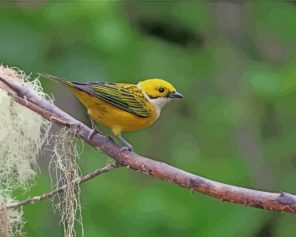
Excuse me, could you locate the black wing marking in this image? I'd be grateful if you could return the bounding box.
[73,82,151,118]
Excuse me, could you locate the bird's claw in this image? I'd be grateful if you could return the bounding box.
[120,146,133,152]
[118,135,133,152]
[87,128,101,140]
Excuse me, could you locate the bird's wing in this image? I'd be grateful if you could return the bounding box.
[73,82,152,118]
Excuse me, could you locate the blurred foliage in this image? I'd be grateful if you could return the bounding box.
[1,1,296,237]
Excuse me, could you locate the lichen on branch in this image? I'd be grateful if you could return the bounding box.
[0,66,51,237]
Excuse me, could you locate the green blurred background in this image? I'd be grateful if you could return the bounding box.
[1,1,296,236]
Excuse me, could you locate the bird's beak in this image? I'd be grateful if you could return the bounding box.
[169,91,183,99]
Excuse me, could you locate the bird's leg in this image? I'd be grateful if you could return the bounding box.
[118,135,133,151]
[87,115,101,140]
[90,117,96,129]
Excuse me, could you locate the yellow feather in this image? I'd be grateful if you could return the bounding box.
[40,74,182,143]
[71,88,157,135]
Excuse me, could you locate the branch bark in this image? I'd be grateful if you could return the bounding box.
[6,164,119,209]
[1,72,296,214]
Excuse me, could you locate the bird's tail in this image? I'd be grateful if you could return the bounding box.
[38,73,73,87]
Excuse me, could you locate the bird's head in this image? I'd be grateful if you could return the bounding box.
[138,79,183,113]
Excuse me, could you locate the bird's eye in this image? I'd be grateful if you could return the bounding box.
[158,87,165,93]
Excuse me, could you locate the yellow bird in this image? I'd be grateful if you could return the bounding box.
[40,74,183,150]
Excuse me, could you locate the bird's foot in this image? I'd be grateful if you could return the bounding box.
[120,145,133,152]
[87,128,101,140]
[118,135,133,152]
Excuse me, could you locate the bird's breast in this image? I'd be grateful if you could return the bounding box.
[72,89,158,134]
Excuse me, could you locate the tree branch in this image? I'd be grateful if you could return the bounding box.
[1,72,296,214]
[6,163,119,209]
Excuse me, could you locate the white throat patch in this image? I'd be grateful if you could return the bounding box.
[137,83,171,119]
[148,97,171,118]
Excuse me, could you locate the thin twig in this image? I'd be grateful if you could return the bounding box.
[6,164,119,209]
[1,72,296,214]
